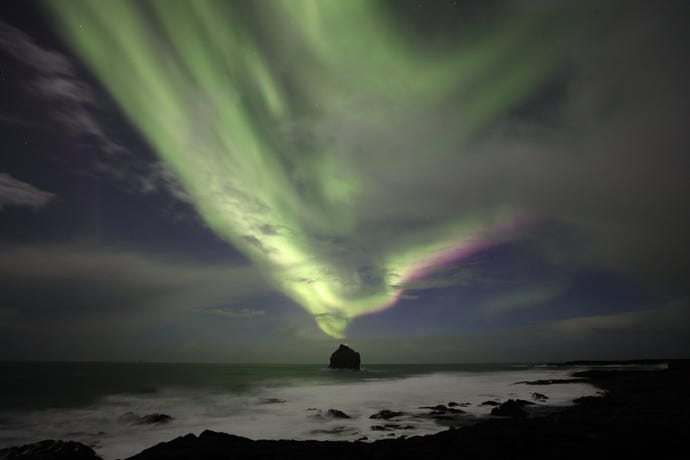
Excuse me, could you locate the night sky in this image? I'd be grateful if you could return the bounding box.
[1,0,688,363]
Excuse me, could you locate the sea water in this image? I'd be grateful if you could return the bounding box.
[0,362,599,459]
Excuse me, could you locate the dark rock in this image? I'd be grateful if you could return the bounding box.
[448,401,470,407]
[490,399,533,417]
[369,423,414,433]
[668,359,690,371]
[326,409,351,419]
[517,399,535,406]
[532,392,549,401]
[310,426,351,435]
[328,344,361,370]
[419,404,447,411]
[448,408,465,414]
[355,436,368,442]
[572,395,619,408]
[0,440,101,460]
[369,410,404,420]
[480,400,500,406]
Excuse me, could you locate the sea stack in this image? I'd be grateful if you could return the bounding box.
[329,344,361,370]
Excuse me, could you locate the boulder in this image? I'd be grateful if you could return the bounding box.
[532,392,549,402]
[448,401,470,407]
[0,440,101,460]
[480,400,500,406]
[490,399,533,417]
[326,409,351,419]
[369,410,405,420]
[328,344,361,370]
[420,404,447,411]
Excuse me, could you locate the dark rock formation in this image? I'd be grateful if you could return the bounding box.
[480,400,500,406]
[370,424,414,431]
[490,399,534,417]
[447,401,470,407]
[0,440,101,460]
[328,344,361,370]
[419,404,448,411]
[326,409,351,419]
[369,410,404,420]
[532,392,548,401]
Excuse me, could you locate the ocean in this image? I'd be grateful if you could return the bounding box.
[0,362,599,459]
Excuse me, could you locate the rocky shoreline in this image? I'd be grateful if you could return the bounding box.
[2,364,688,459]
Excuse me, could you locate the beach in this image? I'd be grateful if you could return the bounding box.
[2,361,687,459]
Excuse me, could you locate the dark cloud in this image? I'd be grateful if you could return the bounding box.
[349,301,690,363]
[0,172,55,209]
[328,1,690,297]
[0,245,268,329]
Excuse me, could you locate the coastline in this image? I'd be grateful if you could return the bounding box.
[2,362,688,459]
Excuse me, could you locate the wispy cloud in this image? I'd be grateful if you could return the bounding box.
[0,21,123,155]
[0,173,55,210]
[0,21,191,206]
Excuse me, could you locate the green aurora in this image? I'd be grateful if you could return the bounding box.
[44,0,576,338]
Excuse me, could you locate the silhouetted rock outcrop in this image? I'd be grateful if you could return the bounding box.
[480,400,500,406]
[326,409,350,419]
[490,399,535,417]
[369,409,405,420]
[0,440,101,460]
[328,344,361,370]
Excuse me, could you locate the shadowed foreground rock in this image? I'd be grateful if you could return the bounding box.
[328,344,360,370]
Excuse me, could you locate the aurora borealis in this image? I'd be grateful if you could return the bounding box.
[42,0,574,338]
[1,0,689,362]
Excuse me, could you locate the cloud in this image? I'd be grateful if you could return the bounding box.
[0,20,191,207]
[0,21,122,154]
[38,1,690,341]
[348,300,690,363]
[0,245,269,328]
[0,173,55,210]
[331,1,690,296]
